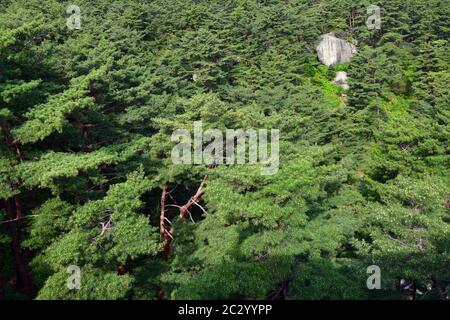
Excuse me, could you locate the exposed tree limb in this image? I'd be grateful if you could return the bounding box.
[160,185,173,261]
[159,175,208,261]
[179,175,208,220]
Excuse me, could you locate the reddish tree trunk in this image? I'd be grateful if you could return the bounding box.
[160,175,207,260]
[0,122,21,159]
[158,177,208,299]
[179,175,207,220]
[160,185,172,261]
[1,121,32,297]
[3,199,34,298]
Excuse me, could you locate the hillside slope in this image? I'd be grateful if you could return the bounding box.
[0,0,449,300]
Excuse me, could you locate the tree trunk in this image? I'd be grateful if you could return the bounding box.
[179,175,207,220]
[0,122,21,159]
[160,175,208,260]
[3,199,34,298]
[160,185,172,261]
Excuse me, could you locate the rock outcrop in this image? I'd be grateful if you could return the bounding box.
[333,71,349,90]
[316,33,357,66]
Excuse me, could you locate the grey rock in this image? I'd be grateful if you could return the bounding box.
[333,71,349,90]
[316,33,357,66]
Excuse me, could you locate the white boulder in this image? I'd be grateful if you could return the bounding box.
[316,33,357,66]
[333,71,349,90]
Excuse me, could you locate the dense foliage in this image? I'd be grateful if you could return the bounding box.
[0,0,448,300]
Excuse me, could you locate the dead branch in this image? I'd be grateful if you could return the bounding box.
[160,185,168,237]
[191,199,207,215]
[179,175,208,220]
[160,185,173,260]
[99,218,112,237]
[92,215,113,242]
[159,175,208,261]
